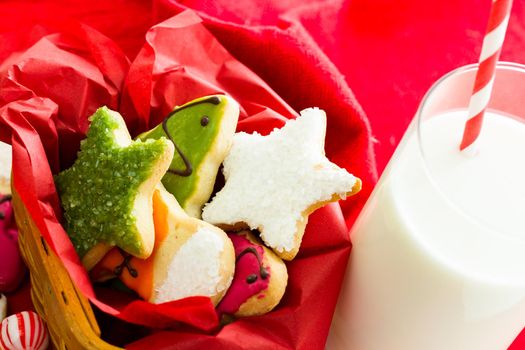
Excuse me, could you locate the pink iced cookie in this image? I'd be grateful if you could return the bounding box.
[217,231,288,317]
[0,195,26,293]
[0,311,49,350]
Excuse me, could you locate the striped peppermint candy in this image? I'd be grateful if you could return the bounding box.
[0,311,49,350]
[460,0,513,152]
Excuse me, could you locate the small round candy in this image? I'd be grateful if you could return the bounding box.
[0,311,49,350]
[0,197,26,293]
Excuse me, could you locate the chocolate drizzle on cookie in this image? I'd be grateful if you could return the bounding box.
[236,247,269,284]
[162,96,221,177]
[200,116,210,126]
[114,249,138,278]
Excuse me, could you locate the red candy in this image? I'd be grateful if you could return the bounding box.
[0,196,26,293]
[0,311,49,350]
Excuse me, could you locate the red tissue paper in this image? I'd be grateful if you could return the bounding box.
[0,10,376,350]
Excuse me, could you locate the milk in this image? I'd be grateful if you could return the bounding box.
[327,110,525,350]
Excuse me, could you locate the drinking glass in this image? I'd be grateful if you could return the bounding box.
[327,63,525,350]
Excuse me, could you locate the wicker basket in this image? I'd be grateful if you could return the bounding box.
[12,189,122,350]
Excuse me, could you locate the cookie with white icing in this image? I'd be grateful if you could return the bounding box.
[202,108,361,260]
[0,294,6,322]
[0,142,11,194]
[217,230,287,317]
[92,186,235,305]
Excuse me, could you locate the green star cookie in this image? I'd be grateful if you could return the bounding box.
[138,95,239,218]
[55,107,174,269]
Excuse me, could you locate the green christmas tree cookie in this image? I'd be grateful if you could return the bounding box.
[55,107,174,269]
[138,95,239,218]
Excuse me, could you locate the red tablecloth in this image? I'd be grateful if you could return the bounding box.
[2,0,525,348]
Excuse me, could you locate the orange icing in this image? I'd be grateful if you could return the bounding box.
[92,189,170,301]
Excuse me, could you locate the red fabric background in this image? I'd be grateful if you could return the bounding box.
[1,0,525,348]
[3,0,525,174]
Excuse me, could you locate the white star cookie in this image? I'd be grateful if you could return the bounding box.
[202,108,361,260]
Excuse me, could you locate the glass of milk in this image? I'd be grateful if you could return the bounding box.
[327,63,525,350]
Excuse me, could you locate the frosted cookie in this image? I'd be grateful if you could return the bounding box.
[0,195,26,293]
[203,108,362,260]
[138,95,239,218]
[0,294,5,321]
[55,107,174,270]
[0,142,11,194]
[217,230,288,317]
[92,186,235,305]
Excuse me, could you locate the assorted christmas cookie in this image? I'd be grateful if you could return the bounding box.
[138,95,239,218]
[0,311,49,350]
[0,294,6,322]
[0,195,26,293]
[55,107,175,269]
[10,94,363,332]
[92,186,235,305]
[0,142,11,194]
[217,231,288,317]
[203,108,362,260]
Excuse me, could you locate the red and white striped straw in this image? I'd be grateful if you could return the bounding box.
[460,0,513,152]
